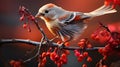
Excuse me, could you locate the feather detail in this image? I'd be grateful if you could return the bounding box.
[58,22,87,41]
[84,5,117,18]
[57,12,87,41]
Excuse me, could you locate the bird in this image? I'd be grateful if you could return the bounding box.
[35,3,117,42]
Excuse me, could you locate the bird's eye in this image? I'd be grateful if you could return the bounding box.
[45,10,49,13]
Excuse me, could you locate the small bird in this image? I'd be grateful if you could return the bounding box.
[35,3,117,42]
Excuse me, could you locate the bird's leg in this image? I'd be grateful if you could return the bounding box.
[61,35,72,47]
[50,36,59,41]
[65,35,72,42]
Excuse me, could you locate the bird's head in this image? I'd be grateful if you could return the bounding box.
[35,3,66,22]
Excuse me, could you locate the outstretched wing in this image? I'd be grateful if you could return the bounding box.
[57,12,88,41]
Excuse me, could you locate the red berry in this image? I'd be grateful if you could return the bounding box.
[46,52,50,56]
[98,48,103,53]
[104,0,110,6]
[55,55,60,61]
[64,42,70,47]
[79,54,84,59]
[23,23,27,28]
[83,52,89,57]
[87,56,92,62]
[64,50,70,55]
[60,60,63,65]
[77,57,83,62]
[78,42,85,47]
[74,50,78,53]
[61,53,67,59]
[57,63,62,67]
[87,44,92,48]
[38,62,45,67]
[20,15,24,21]
[77,54,84,62]
[42,52,46,58]
[10,60,15,66]
[91,34,96,39]
[42,57,47,64]
[62,58,67,64]
[82,64,87,67]
[60,53,67,64]
[100,31,105,36]
[50,52,56,61]
[95,35,99,40]
[102,48,108,54]
[75,52,80,57]
[14,61,21,67]
[102,65,108,67]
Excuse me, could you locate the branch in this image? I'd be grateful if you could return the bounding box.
[0,39,120,51]
[0,39,39,46]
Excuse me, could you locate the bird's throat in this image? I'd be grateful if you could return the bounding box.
[43,17,53,22]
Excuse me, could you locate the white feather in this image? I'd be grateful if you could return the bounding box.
[84,5,117,17]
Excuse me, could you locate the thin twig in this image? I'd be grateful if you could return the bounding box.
[23,7,49,41]
[23,37,45,63]
[24,38,44,63]
[99,22,111,33]
[19,6,50,62]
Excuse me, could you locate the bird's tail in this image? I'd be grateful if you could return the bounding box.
[84,5,117,18]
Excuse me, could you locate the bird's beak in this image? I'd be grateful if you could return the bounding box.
[35,13,40,18]
[35,13,45,18]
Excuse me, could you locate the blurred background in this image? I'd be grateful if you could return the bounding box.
[0,0,120,67]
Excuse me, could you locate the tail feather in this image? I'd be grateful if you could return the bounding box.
[84,5,117,17]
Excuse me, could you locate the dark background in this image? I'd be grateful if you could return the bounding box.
[0,0,120,67]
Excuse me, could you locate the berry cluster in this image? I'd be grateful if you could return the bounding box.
[91,23,120,66]
[38,47,70,67]
[78,38,92,48]
[73,39,93,67]
[104,0,120,8]
[91,27,111,43]
[74,50,92,62]
[19,6,36,32]
[10,60,23,67]
[37,39,93,67]
[98,32,120,57]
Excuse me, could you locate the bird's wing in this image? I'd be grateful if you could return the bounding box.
[58,22,87,41]
[57,12,88,41]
